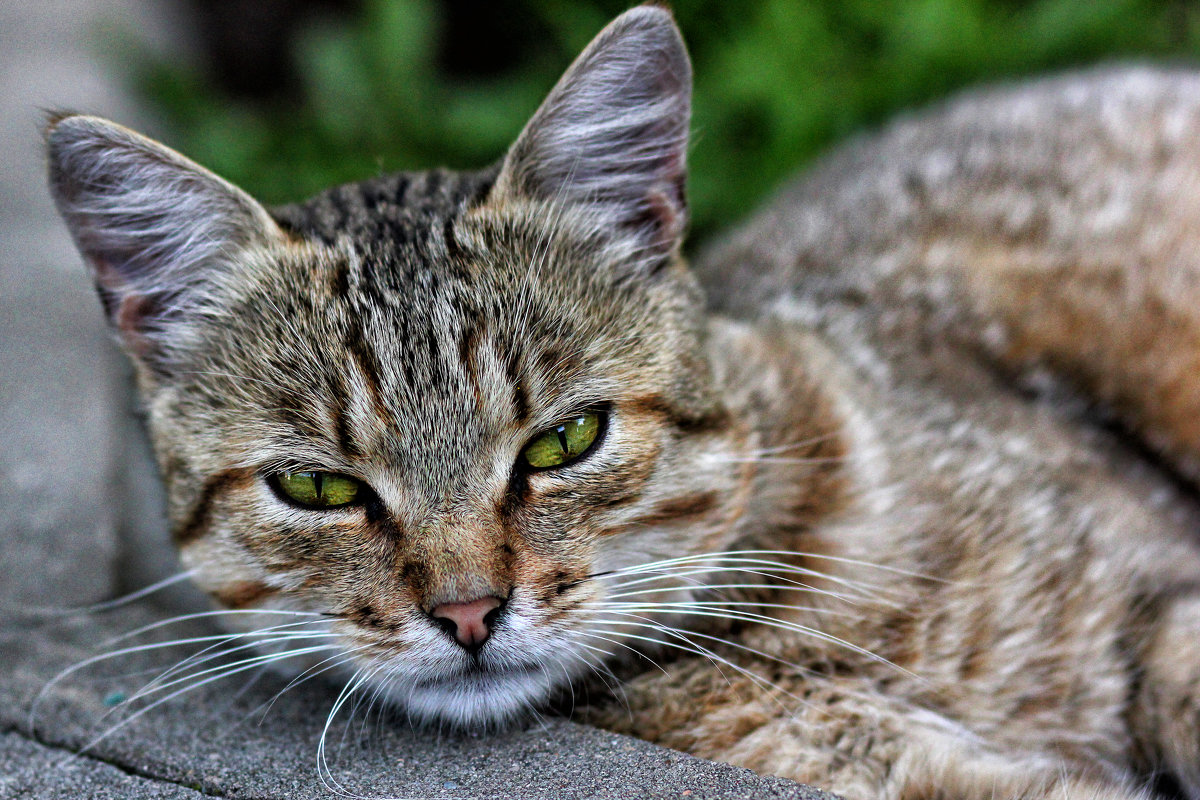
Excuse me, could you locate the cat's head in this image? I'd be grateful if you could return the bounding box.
[47,6,755,726]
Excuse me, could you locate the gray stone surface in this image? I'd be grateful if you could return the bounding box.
[0,732,208,799]
[0,0,185,608]
[0,273,122,607]
[1,604,833,799]
[0,2,836,798]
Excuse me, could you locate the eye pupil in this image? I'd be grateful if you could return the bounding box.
[273,471,362,509]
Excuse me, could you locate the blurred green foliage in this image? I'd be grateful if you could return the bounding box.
[138,0,1200,241]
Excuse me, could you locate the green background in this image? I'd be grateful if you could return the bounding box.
[137,0,1200,242]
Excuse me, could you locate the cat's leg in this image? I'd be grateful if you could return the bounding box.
[721,707,1150,800]
[702,685,1152,800]
[590,667,1151,800]
[1128,591,1200,799]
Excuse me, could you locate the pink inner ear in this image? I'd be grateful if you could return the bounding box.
[90,253,159,361]
[115,292,158,360]
[643,187,685,252]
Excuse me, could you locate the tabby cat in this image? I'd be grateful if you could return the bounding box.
[46,5,1200,799]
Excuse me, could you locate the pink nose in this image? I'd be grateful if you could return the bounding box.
[430,596,504,650]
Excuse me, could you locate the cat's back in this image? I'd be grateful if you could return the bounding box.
[697,64,1200,491]
[694,64,1200,326]
[633,72,1200,784]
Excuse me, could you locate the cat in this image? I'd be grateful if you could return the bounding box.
[46,5,1200,799]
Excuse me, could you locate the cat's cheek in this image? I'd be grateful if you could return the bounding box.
[176,533,294,617]
[172,482,375,615]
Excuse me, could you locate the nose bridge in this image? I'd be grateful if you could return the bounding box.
[403,507,512,609]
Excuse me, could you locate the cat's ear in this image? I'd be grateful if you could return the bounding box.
[46,114,285,375]
[493,5,691,259]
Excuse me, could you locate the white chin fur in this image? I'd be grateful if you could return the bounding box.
[376,664,557,728]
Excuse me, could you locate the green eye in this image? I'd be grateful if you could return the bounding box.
[273,471,363,509]
[522,411,603,470]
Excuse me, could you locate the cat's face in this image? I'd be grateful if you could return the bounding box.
[48,8,754,725]
[153,188,747,725]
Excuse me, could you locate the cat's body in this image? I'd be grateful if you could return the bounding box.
[45,7,1200,800]
[588,66,1200,799]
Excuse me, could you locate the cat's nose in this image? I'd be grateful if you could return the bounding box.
[430,595,505,651]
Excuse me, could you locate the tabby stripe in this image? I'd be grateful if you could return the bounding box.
[329,256,351,300]
[628,393,728,433]
[423,169,445,197]
[624,491,719,529]
[443,216,465,261]
[504,348,530,424]
[174,468,252,545]
[497,469,535,524]
[212,581,276,609]
[365,498,405,542]
[392,173,412,204]
[346,331,394,431]
[328,186,354,229]
[459,324,485,409]
[275,390,325,438]
[331,387,363,459]
[594,484,644,509]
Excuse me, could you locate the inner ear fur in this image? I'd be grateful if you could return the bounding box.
[46,114,285,372]
[492,6,692,259]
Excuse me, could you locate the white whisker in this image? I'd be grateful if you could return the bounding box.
[317,660,388,800]
[252,649,371,723]
[592,599,863,619]
[29,616,330,737]
[600,605,913,678]
[124,631,341,708]
[572,628,671,676]
[79,643,343,755]
[585,619,804,711]
[609,549,941,581]
[4,571,199,619]
[606,580,862,605]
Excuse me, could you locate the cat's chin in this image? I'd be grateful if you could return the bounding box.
[377,662,557,729]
